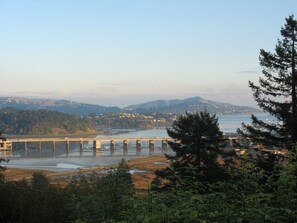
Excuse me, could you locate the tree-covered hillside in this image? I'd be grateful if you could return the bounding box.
[125,96,258,114]
[0,107,96,135]
[0,97,122,116]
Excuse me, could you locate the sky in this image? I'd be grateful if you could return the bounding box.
[0,0,296,108]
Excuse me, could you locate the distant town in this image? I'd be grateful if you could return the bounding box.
[89,112,176,129]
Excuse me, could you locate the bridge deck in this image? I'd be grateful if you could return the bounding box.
[9,137,172,143]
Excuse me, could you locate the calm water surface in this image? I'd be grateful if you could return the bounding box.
[7,113,274,170]
[99,113,274,138]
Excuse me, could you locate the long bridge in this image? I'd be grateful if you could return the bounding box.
[1,137,173,158]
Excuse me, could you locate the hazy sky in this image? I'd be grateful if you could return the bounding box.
[0,0,296,107]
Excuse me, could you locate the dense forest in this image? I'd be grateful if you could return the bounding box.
[0,152,296,223]
[0,107,96,135]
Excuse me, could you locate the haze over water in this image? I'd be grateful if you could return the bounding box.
[99,113,273,138]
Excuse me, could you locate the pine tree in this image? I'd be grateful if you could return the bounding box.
[156,111,227,189]
[240,15,297,150]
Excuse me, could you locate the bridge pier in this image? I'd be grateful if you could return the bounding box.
[53,141,56,158]
[66,141,70,158]
[93,140,101,157]
[149,140,154,155]
[162,140,168,153]
[110,140,115,156]
[24,141,28,158]
[136,140,142,155]
[123,140,128,156]
[38,141,42,158]
[79,141,83,157]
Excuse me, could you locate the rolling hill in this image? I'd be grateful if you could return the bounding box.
[0,97,122,115]
[0,107,97,135]
[125,96,258,114]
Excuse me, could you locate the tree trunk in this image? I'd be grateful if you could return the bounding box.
[291,37,297,141]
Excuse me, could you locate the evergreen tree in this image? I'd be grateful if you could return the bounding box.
[156,111,227,189]
[240,15,297,149]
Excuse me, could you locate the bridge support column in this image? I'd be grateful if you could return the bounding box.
[79,141,83,157]
[123,140,128,156]
[93,140,101,157]
[53,141,56,158]
[136,140,142,155]
[38,141,42,158]
[66,141,70,158]
[162,140,168,153]
[110,140,115,156]
[24,141,28,158]
[149,140,155,155]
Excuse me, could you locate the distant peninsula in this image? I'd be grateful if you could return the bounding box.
[0,107,97,135]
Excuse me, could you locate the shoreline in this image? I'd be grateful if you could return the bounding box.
[1,155,146,172]
[1,155,169,190]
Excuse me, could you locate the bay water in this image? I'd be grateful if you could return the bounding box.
[5,113,274,171]
[99,113,274,138]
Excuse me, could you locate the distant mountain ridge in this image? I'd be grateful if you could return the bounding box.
[125,96,258,114]
[0,97,122,115]
[0,96,258,115]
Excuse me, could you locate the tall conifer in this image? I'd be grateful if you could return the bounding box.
[240,15,297,149]
[156,111,227,189]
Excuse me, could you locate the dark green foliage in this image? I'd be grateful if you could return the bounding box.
[0,150,297,222]
[0,173,68,223]
[156,111,227,190]
[272,147,297,221]
[0,160,135,223]
[0,107,95,135]
[31,172,50,189]
[67,159,135,223]
[145,150,297,223]
[240,15,297,150]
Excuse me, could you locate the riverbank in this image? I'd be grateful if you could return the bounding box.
[1,155,169,190]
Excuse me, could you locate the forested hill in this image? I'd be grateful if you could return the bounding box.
[125,96,258,114]
[0,97,122,115]
[0,107,97,135]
